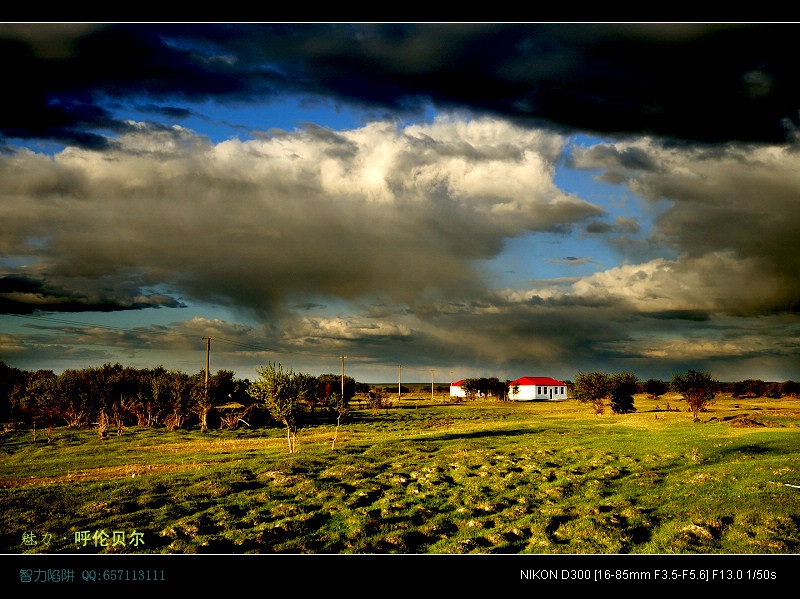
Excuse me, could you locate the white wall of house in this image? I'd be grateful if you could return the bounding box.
[450,382,466,397]
[450,377,567,401]
[510,385,567,401]
[509,377,567,401]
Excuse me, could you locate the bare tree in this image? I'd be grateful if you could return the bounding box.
[327,392,349,449]
[366,387,389,414]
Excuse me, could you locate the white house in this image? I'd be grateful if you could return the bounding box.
[450,379,467,398]
[508,376,567,401]
[450,376,568,401]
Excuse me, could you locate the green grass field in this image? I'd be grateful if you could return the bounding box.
[2,392,799,554]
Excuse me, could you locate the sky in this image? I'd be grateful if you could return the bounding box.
[0,22,799,384]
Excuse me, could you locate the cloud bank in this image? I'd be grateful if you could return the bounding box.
[0,117,595,315]
[1,23,798,382]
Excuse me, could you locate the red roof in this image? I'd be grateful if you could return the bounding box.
[451,377,565,387]
[510,377,565,386]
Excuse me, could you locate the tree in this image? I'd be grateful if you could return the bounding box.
[294,372,320,411]
[608,372,638,414]
[0,361,25,423]
[90,363,138,436]
[459,378,481,401]
[192,369,237,432]
[135,366,172,427]
[327,392,349,449]
[476,378,493,398]
[163,370,195,431]
[316,373,356,412]
[216,377,255,430]
[19,370,57,426]
[315,374,351,444]
[780,380,800,397]
[54,369,93,427]
[671,369,718,422]
[642,378,668,400]
[732,379,766,398]
[3,366,25,424]
[316,373,356,410]
[487,377,510,401]
[573,371,609,415]
[247,363,306,453]
[366,387,389,414]
[190,370,213,432]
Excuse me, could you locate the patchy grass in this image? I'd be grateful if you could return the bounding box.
[1,394,799,554]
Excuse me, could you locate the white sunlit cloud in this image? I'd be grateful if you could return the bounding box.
[0,114,601,318]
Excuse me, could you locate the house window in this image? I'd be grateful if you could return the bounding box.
[537,387,541,394]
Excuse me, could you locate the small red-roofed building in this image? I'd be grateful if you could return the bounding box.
[450,379,466,398]
[508,376,567,401]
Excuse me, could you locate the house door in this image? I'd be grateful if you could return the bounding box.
[549,387,553,399]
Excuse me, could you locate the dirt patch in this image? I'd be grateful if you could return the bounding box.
[0,462,214,489]
[726,414,766,427]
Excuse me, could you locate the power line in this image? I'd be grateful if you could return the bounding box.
[210,337,273,353]
[7,314,362,360]
[203,336,211,398]
[7,313,276,353]
[8,312,156,333]
[340,355,347,398]
[6,313,463,379]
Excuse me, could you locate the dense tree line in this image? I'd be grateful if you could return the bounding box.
[639,377,799,400]
[0,361,359,438]
[572,369,723,418]
[725,379,795,399]
[573,369,798,420]
[573,370,714,417]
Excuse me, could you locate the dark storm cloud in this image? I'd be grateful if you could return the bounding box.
[0,274,185,314]
[133,103,195,120]
[571,143,660,175]
[1,23,799,149]
[585,221,613,233]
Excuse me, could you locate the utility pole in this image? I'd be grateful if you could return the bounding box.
[202,337,212,400]
[340,355,347,399]
[398,365,402,402]
[449,370,453,403]
[431,369,435,401]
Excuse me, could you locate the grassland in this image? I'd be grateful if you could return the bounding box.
[1,391,799,555]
